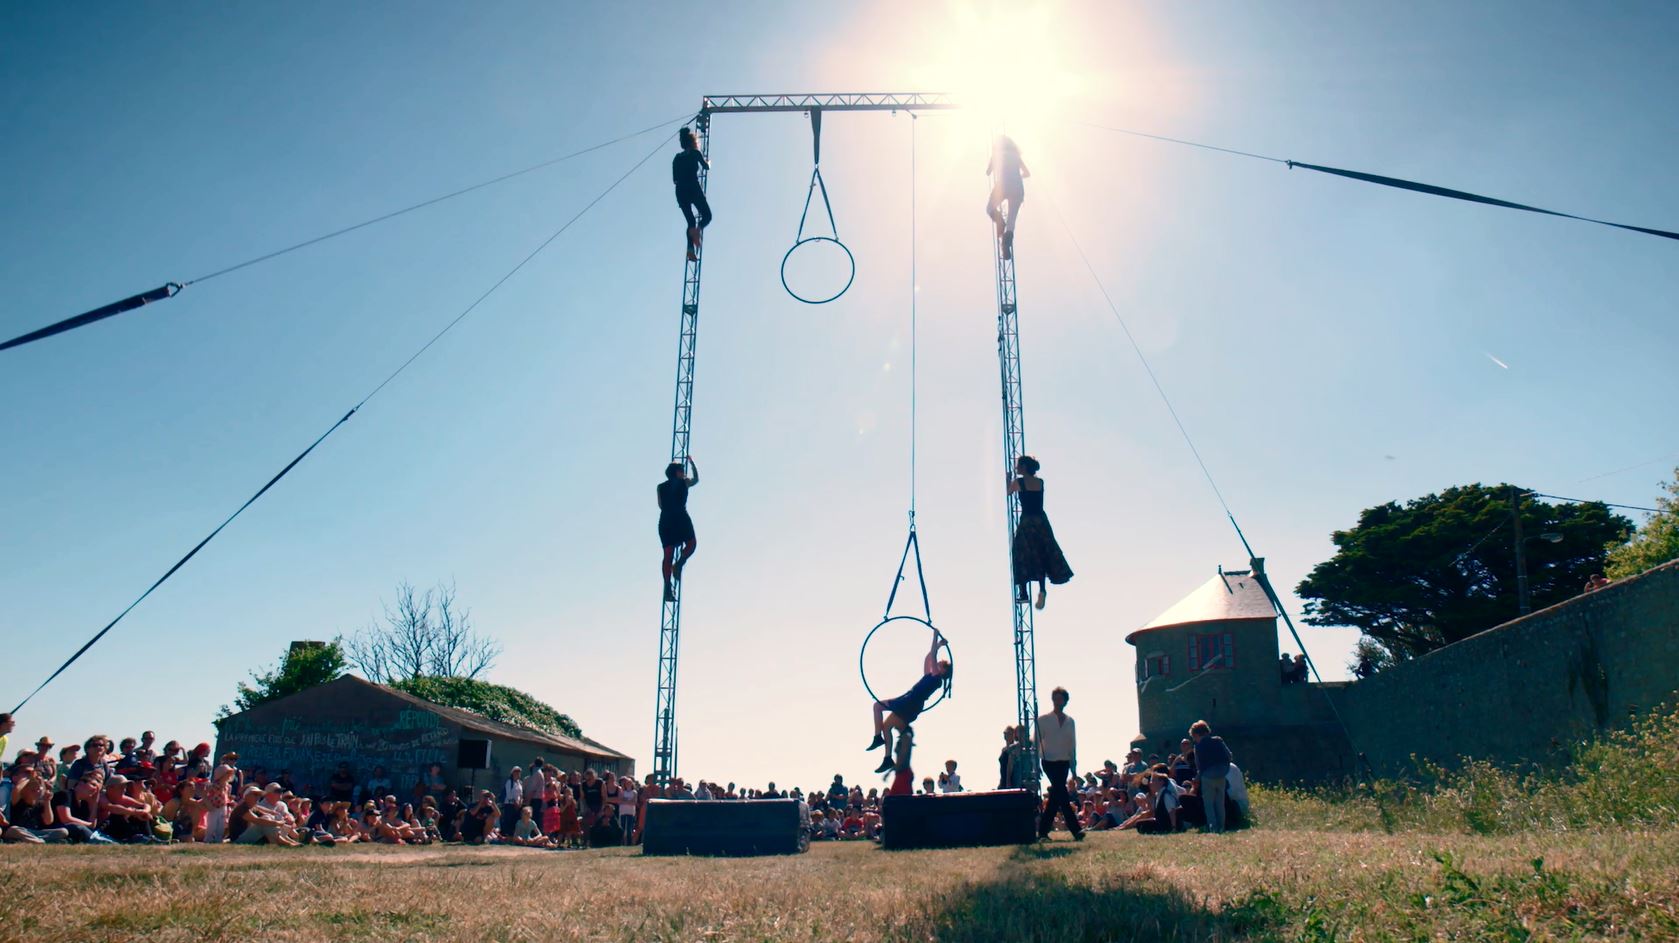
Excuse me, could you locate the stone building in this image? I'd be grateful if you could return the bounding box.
[215,675,633,797]
[1127,566,1351,783]
[1129,558,1679,783]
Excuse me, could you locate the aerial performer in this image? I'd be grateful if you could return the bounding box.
[658,457,699,602]
[1008,455,1073,609]
[673,127,712,261]
[866,631,951,774]
[985,135,1029,260]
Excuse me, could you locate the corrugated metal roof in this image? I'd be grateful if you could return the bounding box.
[1126,568,1276,644]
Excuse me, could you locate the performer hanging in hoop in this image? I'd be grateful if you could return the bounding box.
[985,135,1029,261]
[673,127,712,262]
[1009,454,1073,610]
[866,631,951,774]
[658,458,699,602]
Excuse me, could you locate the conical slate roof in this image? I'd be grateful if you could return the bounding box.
[1125,568,1276,644]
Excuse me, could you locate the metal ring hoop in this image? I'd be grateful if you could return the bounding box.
[858,615,952,712]
[780,236,856,305]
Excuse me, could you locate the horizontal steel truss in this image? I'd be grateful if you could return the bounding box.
[702,92,957,114]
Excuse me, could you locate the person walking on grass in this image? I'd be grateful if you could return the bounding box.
[1036,686,1084,841]
[1190,719,1233,834]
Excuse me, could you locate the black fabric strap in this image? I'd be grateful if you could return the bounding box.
[0,283,180,353]
[1287,161,1679,242]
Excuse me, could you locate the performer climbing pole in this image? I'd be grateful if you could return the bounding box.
[646,94,956,786]
[651,113,711,787]
[993,148,1042,793]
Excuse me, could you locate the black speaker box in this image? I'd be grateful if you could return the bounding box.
[456,739,491,770]
[642,799,810,856]
[880,789,1038,850]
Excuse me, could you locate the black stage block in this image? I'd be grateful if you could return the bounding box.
[642,799,810,857]
[881,789,1038,850]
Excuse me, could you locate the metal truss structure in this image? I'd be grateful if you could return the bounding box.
[652,93,1035,788]
[651,110,710,787]
[701,92,956,114]
[994,239,1041,793]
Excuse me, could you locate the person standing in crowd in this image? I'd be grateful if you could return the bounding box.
[524,760,547,828]
[1036,686,1084,841]
[985,135,1030,260]
[658,458,700,602]
[1008,455,1074,610]
[1190,720,1233,834]
[500,766,524,837]
[616,775,639,841]
[328,763,356,804]
[997,726,1019,789]
[673,126,712,261]
[0,712,14,766]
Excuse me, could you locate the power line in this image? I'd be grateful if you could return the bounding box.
[1531,492,1661,514]
[11,132,670,714]
[1,112,689,355]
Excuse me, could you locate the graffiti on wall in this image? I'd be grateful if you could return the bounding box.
[218,709,453,790]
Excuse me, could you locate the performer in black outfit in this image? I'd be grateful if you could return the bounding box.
[658,457,699,602]
[1008,455,1073,610]
[867,632,951,774]
[673,127,712,261]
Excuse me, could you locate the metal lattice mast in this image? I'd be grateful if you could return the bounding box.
[651,111,710,787]
[995,242,1041,793]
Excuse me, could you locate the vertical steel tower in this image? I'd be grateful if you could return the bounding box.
[649,95,959,786]
[651,110,709,787]
[995,240,1041,792]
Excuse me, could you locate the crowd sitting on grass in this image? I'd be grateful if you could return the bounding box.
[1,713,1250,848]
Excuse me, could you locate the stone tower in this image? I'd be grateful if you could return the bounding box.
[1128,565,1353,782]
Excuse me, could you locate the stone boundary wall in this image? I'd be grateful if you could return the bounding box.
[1339,559,1679,776]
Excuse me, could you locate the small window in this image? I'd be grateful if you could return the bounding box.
[1188,633,1234,671]
[1148,654,1171,678]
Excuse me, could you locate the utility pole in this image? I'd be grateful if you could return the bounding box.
[1511,486,1531,615]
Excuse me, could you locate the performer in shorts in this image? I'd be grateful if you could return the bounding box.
[658,457,699,602]
[866,631,951,773]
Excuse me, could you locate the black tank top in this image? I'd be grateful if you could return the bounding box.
[1019,484,1044,515]
[581,780,605,807]
[658,478,689,514]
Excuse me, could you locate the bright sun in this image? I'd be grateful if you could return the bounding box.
[917,0,1085,154]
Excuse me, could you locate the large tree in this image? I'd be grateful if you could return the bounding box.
[1604,467,1679,580]
[347,580,500,684]
[221,639,347,717]
[1297,484,1631,661]
[390,676,582,740]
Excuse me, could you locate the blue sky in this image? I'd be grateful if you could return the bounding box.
[4,1,1675,788]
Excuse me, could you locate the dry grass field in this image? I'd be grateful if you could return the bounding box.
[4,827,1677,942]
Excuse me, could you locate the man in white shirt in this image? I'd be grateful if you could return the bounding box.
[523,761,547,825]
[1034,686,1084,841]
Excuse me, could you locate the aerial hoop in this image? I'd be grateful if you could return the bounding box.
[780,234,855,305]
[782,109,855,305]
[859,615,953,711]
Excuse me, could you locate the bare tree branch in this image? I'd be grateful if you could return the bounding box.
[348,580,499,682]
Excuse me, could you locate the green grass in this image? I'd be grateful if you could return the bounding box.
[5,705,1677,941]
[3,830,1676,942]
